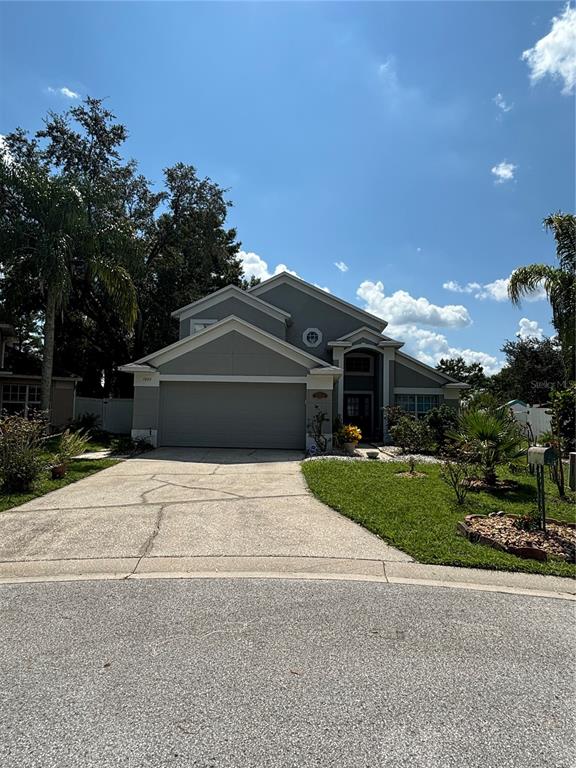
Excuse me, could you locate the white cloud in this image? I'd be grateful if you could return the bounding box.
[357,280,471,328]
[475,277,511,301]
[238,250,299,282]
[47,86,80,99]
[314,284,331,293]
[390,323,502,375]
[493,93,514,113]
[377,57,400,90]
[491,161,517,184]
[517,317,544,340]
[442,280,482,294]
[522,5,576,94]
[356,280,502,374]
[334,261,349,273]
[444,275,546,302]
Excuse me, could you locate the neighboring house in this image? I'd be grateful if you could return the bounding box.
[0,323,80,428]
[120,273,467,449]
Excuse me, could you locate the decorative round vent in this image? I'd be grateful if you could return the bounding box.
[303,327,322,348]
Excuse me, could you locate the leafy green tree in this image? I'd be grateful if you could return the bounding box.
[0,121,137,417]
[488,337,565,404]
[133,162,244,358]
[508,213,575,381]
[1,99,247,398]
[436,357,487,390]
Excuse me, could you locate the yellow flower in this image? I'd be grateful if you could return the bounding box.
[341,424,362,442]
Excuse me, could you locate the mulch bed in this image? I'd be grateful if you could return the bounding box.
[463,477,519,492]
[395,471,427,479]
[459,514,576,563]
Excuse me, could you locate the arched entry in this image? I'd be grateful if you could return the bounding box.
[342,347,382,441]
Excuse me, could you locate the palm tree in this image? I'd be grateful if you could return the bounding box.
[452,407,525,486]
[508,213,575,381]
[0,156,137,421]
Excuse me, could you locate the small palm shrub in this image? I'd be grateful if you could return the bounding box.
[390,415,434,454]
[451,407,525,486]
[0,414,47,492]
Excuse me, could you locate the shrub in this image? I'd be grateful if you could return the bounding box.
[425,405,459,449]
[549,384,576,455]
[69,412,101,432]
[382,405,405,432]
[450,407,525,486]
[54,429,90,472]
[110,435,154,455]
[390,415,434,454]
[0,414,47,492]
[439,453,473,505]
[307,405,330,453]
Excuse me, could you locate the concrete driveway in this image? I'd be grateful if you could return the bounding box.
[0,448,411,581]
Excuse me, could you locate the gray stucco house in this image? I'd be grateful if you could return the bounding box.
[120,273,467,449]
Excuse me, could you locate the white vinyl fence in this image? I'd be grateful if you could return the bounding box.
[74,397,133,434]
[509,404,552,440]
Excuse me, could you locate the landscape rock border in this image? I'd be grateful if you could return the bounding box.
[458,514,576,563]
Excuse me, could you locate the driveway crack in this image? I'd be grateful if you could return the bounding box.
[126,505,165,578]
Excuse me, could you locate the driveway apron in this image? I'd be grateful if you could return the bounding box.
[0,448,411,578]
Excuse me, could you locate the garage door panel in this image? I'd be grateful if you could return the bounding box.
[159,382,305,449]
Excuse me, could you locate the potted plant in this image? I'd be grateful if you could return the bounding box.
[339,424,362,455]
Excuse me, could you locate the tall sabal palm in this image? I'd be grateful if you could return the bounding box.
[508,213,575,381]
[0,157,137,420]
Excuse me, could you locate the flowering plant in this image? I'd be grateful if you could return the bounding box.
[339,424,362,443]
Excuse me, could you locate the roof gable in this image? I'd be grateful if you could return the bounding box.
[395,350,462,385]
[171,285,291,323]
[249,273,387,331]
[123,315,334,371]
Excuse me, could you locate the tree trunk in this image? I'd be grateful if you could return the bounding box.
[484,468,497,486]
[40,285,57,425]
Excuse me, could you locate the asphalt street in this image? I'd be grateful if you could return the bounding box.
[0,578,573,768]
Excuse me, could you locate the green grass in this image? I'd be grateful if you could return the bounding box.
[302,459,576,578]
[0,457,119,514]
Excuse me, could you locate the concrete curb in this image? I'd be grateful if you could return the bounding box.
[0,556,573,600]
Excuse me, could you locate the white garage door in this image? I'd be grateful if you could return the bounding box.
[159,381,306,449]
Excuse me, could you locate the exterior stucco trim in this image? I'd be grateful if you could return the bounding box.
[159,375,308,383]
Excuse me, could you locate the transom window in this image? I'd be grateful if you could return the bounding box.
[1,384,42,417]
[395,393,441,418]
[345,355,373,374]
[303,327,323,348]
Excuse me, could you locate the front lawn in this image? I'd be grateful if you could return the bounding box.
[302,459,576,578]
[0,457,119,514]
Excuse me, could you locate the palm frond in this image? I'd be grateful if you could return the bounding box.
[507,264,559,305]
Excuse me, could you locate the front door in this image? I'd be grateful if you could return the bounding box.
[344,394,373,441]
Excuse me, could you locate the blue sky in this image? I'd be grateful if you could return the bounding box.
[1,1,574,373]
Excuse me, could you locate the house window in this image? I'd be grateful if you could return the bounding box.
[303,328,323,348]
[395,393,441,418]
[1,383,41,416]
[345,355,373,374]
